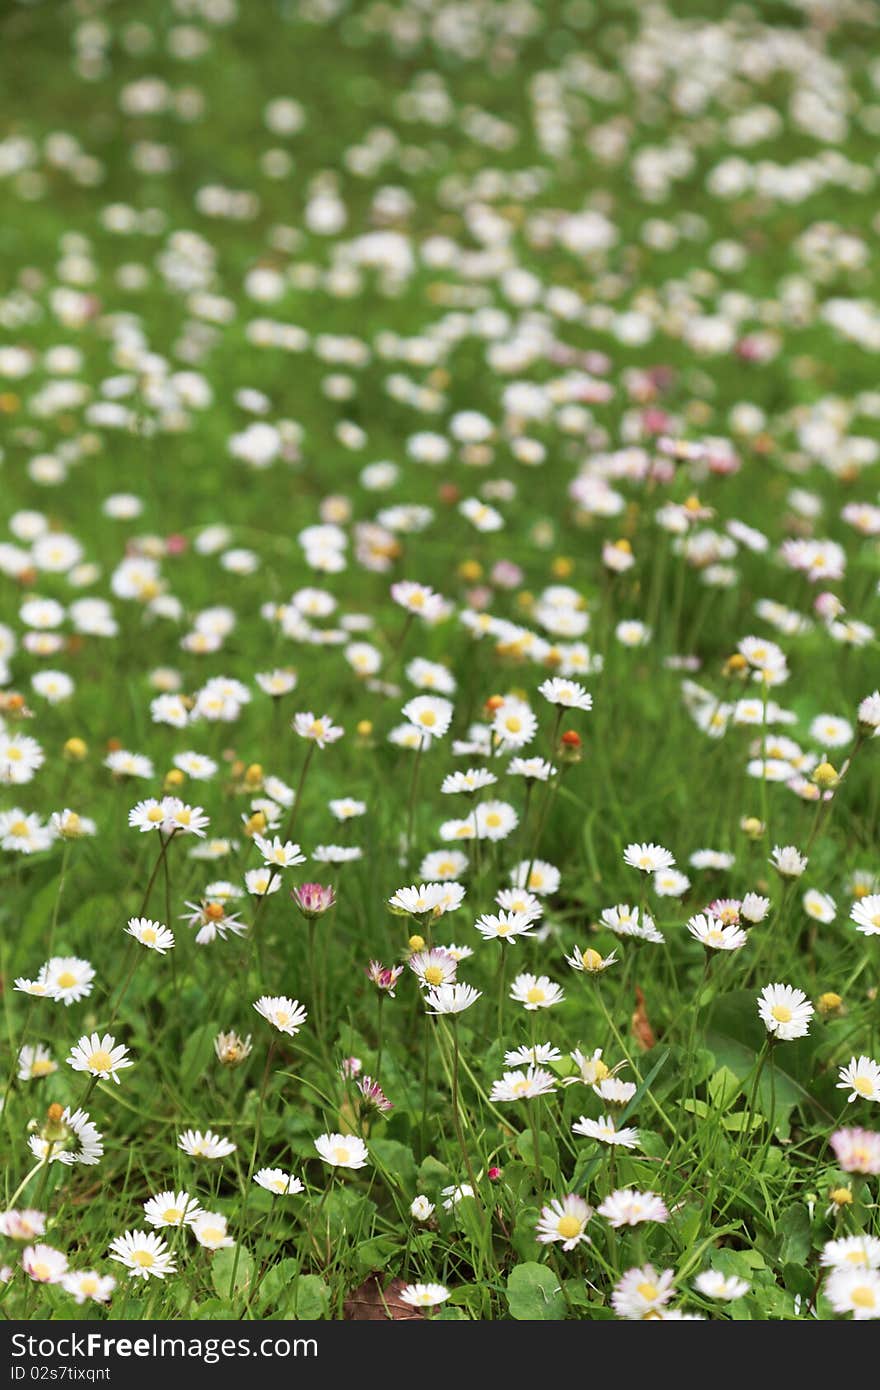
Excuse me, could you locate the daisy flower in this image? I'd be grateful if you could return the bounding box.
[687,914,747,951]
[292,712,344,747]
[177,1129,237,1160]
[504,1043,562,1066]
[254,1168,304,1196]
[509,973,564,1010]
[538,677,593,711]
[408,948,457,989]
[126,917,175,953]
[820,1235,880,1269]
[22,1244,68,1284]
[399,1282,450,1308]
[0,1210,46,1240]
[424,982,482,1015]
[757,982,814,1040]
[28,1107,103,1166]
[535,1194,593,1251]
[611,1265,675,1319]
[824,1266,880,1320]
[770,845,808,879]
[108,1231,177,1280]
[572,1114,640,1149]
[597,1190,669,1228]
[17,1044,57,1081]
[45,956,95,1005]
[830,1128,880,1174]
[252,995,308,1036]
[66,1032,133,1084]
[143,1191,202,1229]
[623,842,675,873]
[474,910,536,944]
[693,1270,750,1300]
[851,894,880,937]
[565,945,618,974]
[489,1066,557,1101]
[61,1270,116,1304]
[837,1056,880,1103]
[253,835,306,869]
[314,1132,369,1169]
[192,1212,234,1250]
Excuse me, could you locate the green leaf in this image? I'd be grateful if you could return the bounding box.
[369,1138,417,1195]
[506,1263,566,1321]
[180,1021,219,1086]
[211,1246,254,1300]
[257,1258,300,1315]
[287,1273,329,1320]
[777,1204,812,1266]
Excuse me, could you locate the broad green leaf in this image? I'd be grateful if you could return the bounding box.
[506,1263,566,1321]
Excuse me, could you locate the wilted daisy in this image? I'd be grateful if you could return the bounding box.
[214,1030,253,1066]
[253,995,308,1036]
[693,1269,750,1301]
[509,973,564,1010]
[572,1114,640,1149]
[597,1190,669,1228]
[177,1129,237,1160]
[108,1230,177,1280]
[611,1265,675,1319]
[535,1194,593,1251]
[125,917,175,953]
[757,983,814,1040]
[254,1168,304,1196]
[410,1195,435,1222]
[837,1056,880,1103]
[314,1132,369,1169]
[66,1032,133,1084]
[143,1192,202,1229]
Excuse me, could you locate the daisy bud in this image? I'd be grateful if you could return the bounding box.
[214,1031,253,1067]
[163,769,185,791]
[818,992,843,1016]
[551,557,573,578]
[487,1166,502,1181]
[356,720,373,738]
[484,695,505,714]
[812,760,839,790]
[723,652,749,678]
[243,811,267,838]
[740,816,764,839]
[244,763,263,789]
[457,560,482,582]
[560,729,582,763]
[291,882,336,919]
[828,1187,853,1208]
[63,737,87,762]
[408,934,426,952]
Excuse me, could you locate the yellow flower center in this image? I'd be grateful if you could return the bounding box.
[32,1059,54,1077]
[851,1286,876,1309]
[271,1179,287,1192]
[56,972,77,989]
[637,1282,658,1302]
[420,711,437,727]
[201,1227,224,1244]
[141,927,157,944]
[582,949,603,972]
[771,1004,792,1023]
[486,813,501,827]
[87,1049,114,1071]
[845,1249,867,1264]
[80,1277,98,1294]
[423,966,444,985]
[163,1208,181,1224]
[147,806,164,822]
[854,1076,874,1097]
[526,986,546,1004]
[32,1261,51,1280]
[9,819,29,836]
[556,1215,582,1239]
[333,1146,350,1164]
[131,1250,155,1268]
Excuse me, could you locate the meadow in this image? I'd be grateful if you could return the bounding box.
[1,0,880,1322]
